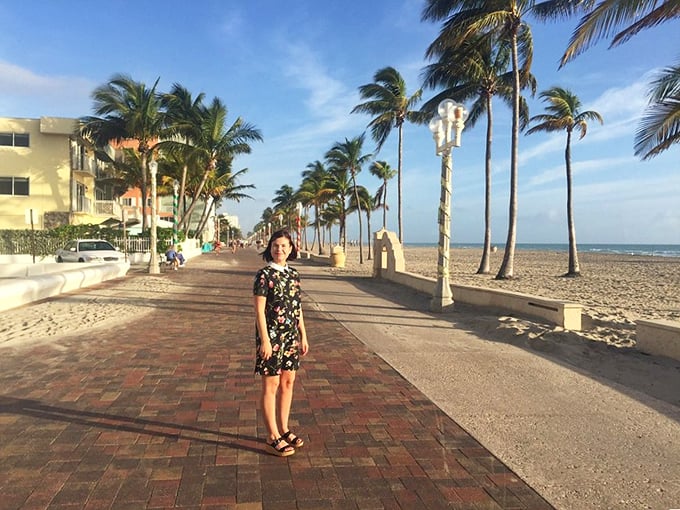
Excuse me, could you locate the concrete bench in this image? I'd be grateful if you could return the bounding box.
[369,267,583,331]
[636,319,680,361]
[452,284,583,331]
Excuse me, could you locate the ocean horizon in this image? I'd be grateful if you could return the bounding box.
[403,243,680,258]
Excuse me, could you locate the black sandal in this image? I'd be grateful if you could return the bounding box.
[281,430,305,448]
[268,437,295,457]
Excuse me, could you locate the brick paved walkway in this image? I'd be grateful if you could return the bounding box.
[0,250,553,509]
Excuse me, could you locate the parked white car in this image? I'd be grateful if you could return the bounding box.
[55,239,123,263]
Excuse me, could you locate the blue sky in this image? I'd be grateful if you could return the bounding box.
[1,0,677,245]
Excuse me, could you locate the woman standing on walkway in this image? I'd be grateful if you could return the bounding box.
[253,229,309,457]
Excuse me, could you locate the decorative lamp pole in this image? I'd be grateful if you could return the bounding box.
[148,159,160,274]
[296,202,302,250]
[428,99,467,312]
[172,179,179,247]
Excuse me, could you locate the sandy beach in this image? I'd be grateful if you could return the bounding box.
[1,245,678,355]
[327,246,680,348]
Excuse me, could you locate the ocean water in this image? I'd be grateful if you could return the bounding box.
[404,243,680,258]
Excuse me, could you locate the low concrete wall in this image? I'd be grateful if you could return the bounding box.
[636,319,680,361]
[0,262,130,313]
[372,229,583,330]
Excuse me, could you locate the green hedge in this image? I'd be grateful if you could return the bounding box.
[0,225,186,256]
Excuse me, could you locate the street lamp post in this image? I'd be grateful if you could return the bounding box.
[149,159,160,274]
[428,99,467,312]
[172,179,179,247]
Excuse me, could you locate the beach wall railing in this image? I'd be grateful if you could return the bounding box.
[0,262,130,313]
[372,229,583,331]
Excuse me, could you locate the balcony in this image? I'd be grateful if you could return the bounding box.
[72,157,97,177]
[95,200,122,219]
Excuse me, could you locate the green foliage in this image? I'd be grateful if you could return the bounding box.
[0,224,186,256]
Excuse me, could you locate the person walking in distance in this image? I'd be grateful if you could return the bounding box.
[253,229,309,456]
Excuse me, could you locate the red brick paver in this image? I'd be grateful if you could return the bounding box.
[0,250,554,509]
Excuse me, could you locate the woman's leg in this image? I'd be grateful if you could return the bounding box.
[261,375,282,441]
[277,370,297,434]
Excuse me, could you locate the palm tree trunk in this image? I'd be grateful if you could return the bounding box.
[352,173,364,264]
[496,32,520,280]
[177,164,188,227]
[565,131,580,276]
[382,180,388,229]
[477,98,493,275]
[181,161,213,231]
[366,213,372,260]
[195,196,213,237]
[397,123,404,243]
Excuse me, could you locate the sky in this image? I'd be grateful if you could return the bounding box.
[0,0,678,245]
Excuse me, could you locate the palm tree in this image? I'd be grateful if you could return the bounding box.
[421,32,535,274]
[526,86,603,277]
[349,186,376,260]
[167,97,262,231]
[79,73,164,231]
[194,167,254,238]
[326,167,353,252]
[320,200,342,246]
[552,0,679,67]
[326,135,372,264]
[634,62,680,159]
[299,161,334,254]
[533,0,679,157]
[368,160,397,230]
[352,67,428,244]
[422,0,536,280]
[160,84,206,223]
[272,184,296,229]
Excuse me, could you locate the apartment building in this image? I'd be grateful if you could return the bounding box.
[0,116,224,240]
[0,116,122,230]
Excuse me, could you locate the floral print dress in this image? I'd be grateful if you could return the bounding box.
[253,263,302,376]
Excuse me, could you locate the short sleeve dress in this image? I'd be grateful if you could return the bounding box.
[253,263,302,376]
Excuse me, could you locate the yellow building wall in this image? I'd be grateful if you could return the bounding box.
[0,116,88,230]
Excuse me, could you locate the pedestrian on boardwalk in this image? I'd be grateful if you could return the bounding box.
[253,229,309,457]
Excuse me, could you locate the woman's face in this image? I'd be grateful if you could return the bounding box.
[270,236,292,265]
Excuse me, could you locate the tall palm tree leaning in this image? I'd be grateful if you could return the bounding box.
[369,160,397,230]
[326,135,372,264]
[422,0,537,280]
[352,67,428,244]
[79,73,165,231]
[421,32,535,274]
[526,86,603,277]
[169,97,262,232]
[160,83,206,225]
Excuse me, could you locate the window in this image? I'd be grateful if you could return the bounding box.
[0,132,30,147]
[0,176,29,195]
[122,197,133,206]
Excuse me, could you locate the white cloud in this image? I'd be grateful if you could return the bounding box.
[0,60,94,117]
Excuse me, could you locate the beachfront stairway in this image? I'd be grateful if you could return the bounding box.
[368,230,680,361]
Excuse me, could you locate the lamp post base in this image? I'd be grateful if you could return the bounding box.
[430,278,454,312]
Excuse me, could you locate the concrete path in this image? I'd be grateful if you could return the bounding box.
[299,260,680,510]
[0,249,677,509]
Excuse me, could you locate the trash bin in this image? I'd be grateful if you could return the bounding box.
[330,245,345,268]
